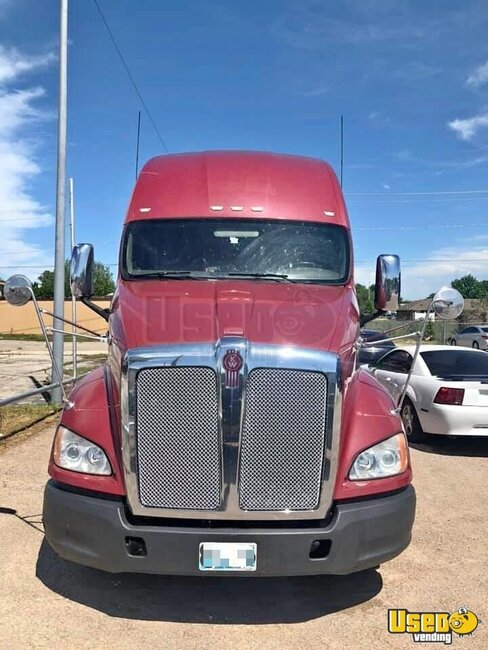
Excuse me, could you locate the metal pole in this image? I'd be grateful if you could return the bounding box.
[340,114,344,188]
[397,302,434,411]
[0,374,89,408]
[69,177,77,378]
[31,291,70,404]
[52,0,68,405]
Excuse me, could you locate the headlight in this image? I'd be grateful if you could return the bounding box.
[53,426,112,476]
[349,433,408,480]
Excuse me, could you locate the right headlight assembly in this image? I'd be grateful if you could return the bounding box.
[349,432,408,480]
[53,426,112,476]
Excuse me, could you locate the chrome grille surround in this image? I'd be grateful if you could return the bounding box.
[239,369,327,511]
[121,339,342,520]
[136,367,220,510]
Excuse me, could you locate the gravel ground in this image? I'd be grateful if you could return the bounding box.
[0,422,486,650]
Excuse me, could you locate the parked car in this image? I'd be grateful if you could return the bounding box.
[366,345,488,441]
[357,329,395,365]
[449,325,488,350]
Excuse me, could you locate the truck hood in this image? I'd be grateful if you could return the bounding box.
[110,279,359,355]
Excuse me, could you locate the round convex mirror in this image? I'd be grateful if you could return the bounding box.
[432,286,464,320]
[4,274,33,307]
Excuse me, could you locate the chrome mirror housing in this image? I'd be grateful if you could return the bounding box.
[374,254,400,312]
[4,274,33,307]
[70,243,94,299]
[432,287,464,320]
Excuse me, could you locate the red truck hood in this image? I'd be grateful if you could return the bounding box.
[111,279,359,354]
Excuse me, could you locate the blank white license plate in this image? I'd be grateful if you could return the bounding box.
[199,542,257,571]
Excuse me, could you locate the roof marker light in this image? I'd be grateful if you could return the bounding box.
[324,211,335,217]
[251,206,264,212]
[231,206,244,212]
[210,205,224,211]
[139,207,151,213]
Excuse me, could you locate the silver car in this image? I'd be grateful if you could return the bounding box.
[450,325,488,350]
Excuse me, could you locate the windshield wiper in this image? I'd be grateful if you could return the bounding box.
[134,271,206,280]
[226,272,294,282]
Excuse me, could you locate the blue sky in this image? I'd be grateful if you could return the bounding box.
[2,0,488,298]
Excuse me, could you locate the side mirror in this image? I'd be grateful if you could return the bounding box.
[3,274,33,306]
[70,243,94,299]
[374,254,400,312]
[432,286,464,320]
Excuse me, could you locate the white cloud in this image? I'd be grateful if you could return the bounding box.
[299,83,329,97]
[0,46,56,84]
[271,1,424,50]
[382,183,390,190]
[0,44,55,280]
[448,113,488,141]
[368,111,391,126]
[392,62,441,81]
[467,61,488,88]
[355,244,488,300]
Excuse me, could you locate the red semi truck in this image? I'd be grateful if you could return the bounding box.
[43,150,415,575]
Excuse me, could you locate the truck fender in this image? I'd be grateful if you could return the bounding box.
[333,369,413,501]
[48,366,126,495]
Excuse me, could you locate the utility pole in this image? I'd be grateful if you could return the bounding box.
[52,0,68,405]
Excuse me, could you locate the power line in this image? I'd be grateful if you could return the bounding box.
[93,0,169,153]
[347,197,488,204]
[354,221,488,231]
[347,189,488,196]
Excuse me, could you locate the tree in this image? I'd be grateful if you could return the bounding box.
[451,274,482,299]
[91,262,116,297]
[34,260,115,299]
[356,283,373,313]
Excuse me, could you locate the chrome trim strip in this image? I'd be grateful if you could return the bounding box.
[121,339,342,520]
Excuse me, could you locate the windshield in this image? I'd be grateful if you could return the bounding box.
[121,219,350,284]
[421,350,488,378]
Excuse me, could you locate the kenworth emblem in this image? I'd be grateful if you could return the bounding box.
[223,350,243,388]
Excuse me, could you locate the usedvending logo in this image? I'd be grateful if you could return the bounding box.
[388,607,481,644]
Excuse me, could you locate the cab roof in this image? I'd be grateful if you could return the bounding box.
[125,150,350,227]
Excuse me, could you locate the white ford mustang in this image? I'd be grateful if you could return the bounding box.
[366,345,488,442]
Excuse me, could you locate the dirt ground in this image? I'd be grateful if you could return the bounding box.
[0,340,107,402]
[0,422,486,650]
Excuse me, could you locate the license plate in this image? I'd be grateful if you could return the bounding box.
[199,542,257,571]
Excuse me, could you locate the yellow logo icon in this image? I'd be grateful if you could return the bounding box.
[448,608,479,636]
[388,607,481,644]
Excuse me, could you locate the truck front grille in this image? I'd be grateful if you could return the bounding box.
[239,368,327,511]
[136,366,221,510]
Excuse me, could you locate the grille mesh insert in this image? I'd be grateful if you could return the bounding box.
[239,368,327,511]
[136,367,221,510]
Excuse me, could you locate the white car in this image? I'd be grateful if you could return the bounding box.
[366,345,488,441]
[449,325,488,350]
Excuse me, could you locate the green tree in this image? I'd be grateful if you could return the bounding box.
[356,283,374,313]
[478,280,488,299]
[92,261,116,297]
[34,260,115,299]
[451,274,481,299]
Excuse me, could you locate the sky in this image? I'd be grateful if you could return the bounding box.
[2,0,488,299]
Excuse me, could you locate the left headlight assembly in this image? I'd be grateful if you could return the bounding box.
[53,426,112,476]
[349,432,408,480]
